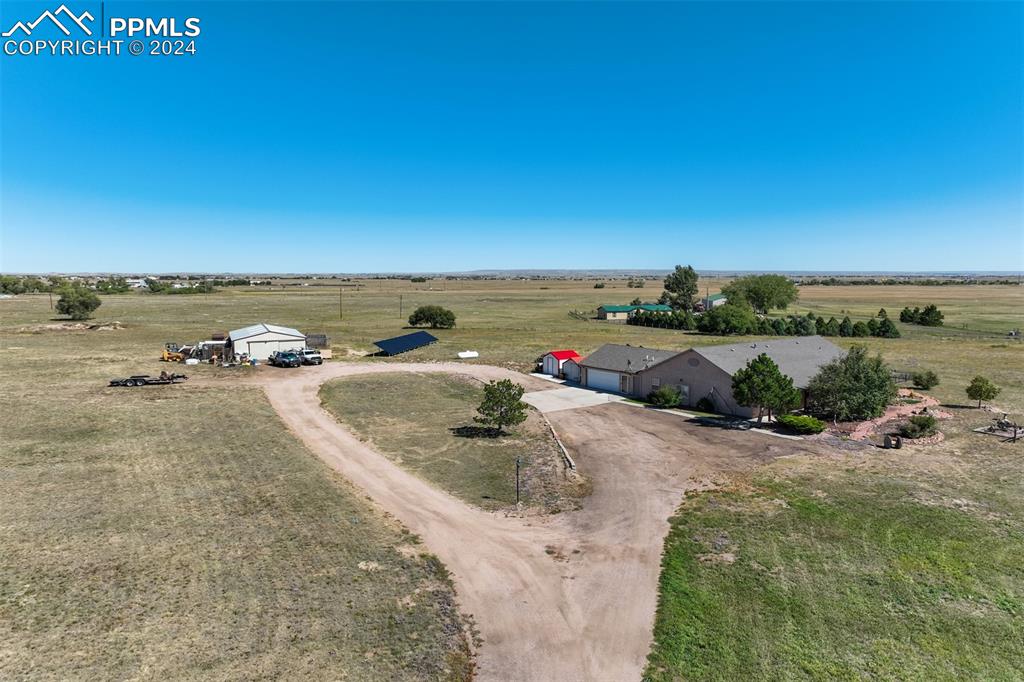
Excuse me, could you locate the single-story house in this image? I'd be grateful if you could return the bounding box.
[597,303,672,321]
[562,357,582,383]
[226,323,306,360]
[541,349,581,377]
[633,336,844,417]
[580,336,844,417]
[578,344,679,394]
[597,305,635,321]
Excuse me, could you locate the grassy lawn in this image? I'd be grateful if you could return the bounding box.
[645,445,1024,680]
[0,359,471,679]
[319,373,584,512]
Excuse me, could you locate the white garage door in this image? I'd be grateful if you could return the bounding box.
[586,369,622,392]
[247,340,285,360]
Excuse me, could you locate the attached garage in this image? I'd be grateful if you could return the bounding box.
[578,344,678,396]
[585,369,622,392]
[227,323,306,360]
[562,358,582,383]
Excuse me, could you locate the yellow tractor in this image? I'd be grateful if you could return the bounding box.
[161,343,186,362]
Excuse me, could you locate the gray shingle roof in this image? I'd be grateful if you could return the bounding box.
[579,344,679,373]
[692,336,844,388]
[228,323,305,341]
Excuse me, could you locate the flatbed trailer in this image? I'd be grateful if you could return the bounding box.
[109,374,188,387]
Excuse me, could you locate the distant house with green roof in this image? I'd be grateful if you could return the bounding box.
[597,303,672,321]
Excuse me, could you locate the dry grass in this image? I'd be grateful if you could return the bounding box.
[1,278,1021,679]
[0,341,471,679]
[320,372,585,512]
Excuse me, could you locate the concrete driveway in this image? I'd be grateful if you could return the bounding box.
[523,385,624,413]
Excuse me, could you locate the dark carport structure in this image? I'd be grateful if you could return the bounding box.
[373,330,439,356]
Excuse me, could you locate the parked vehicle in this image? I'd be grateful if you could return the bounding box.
[269,351,301,368]
[294,348,323,365]
[110,373,188,387]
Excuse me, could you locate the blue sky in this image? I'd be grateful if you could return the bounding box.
[1,1,1021,273]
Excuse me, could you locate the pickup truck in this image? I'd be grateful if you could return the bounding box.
[295,348,323,365]
[269,351,301,368]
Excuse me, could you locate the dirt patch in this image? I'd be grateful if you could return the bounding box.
[16,321,124,333]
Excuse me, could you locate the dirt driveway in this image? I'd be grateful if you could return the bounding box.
[258,362,825,681]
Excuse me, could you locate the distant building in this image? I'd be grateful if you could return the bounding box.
[700,293,728,311]
[597,303,672,321]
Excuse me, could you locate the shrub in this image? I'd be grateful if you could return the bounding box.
[838,316,854,337]
[806,345,898,421]
[698,302,758,335]
[410,276,427,283]
[874,317,901,338]
[593,282,605,289]
[898,414,938,439]
[695,397,715,413]
[912,370,939,390]
[647,385,682,408]
[55,284,101,320]
[851,321,870,337]
[408,305,456,329]
[776,414,827,434]
[918,304,944,326]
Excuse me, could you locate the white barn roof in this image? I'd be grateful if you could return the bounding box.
[228,323,305,341]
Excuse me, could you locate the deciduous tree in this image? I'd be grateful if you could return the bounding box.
[658,265,699,311]
[408,305,456,329]
[966,376,1000,408]
[806,345,897,421]
[55,284,101,320]
[720,274,798,315]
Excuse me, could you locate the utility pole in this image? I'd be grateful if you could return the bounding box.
[339,286,343,320]
[515,457,521,506]
[399,294,403,318]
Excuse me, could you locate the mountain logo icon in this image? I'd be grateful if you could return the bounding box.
[2,4,94,37]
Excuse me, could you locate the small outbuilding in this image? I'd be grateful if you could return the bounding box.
[541,349,581,377]
[562,358,582,383]
[227,323,306,360]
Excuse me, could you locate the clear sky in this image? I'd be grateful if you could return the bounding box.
[1,1,1021,273]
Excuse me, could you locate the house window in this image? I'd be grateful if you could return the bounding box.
[651,377,661,388]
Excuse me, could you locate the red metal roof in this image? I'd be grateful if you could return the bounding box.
[547,349,580,361]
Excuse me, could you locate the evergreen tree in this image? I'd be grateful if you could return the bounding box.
[731,354,801,422]
[474,379,528,433]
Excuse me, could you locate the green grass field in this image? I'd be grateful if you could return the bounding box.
[1,278,1021,679]
[320,373,585,512]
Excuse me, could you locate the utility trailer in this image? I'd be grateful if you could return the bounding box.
[109,374,188,387]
